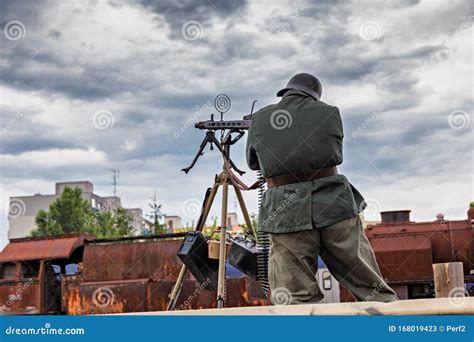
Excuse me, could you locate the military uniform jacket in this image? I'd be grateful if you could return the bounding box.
[246,90,366,233]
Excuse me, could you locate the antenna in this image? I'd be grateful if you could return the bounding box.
[108,169,120,196]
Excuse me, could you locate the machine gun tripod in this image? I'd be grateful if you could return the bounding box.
[181,126,246,176]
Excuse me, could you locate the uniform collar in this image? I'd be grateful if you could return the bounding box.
[282,89,315,100]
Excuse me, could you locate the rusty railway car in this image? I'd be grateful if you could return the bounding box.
[0,233,268,315]
[341,208,474,301]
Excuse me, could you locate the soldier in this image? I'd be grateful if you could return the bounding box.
[246,73,398,304]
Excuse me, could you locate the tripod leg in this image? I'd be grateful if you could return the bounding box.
[233,184,257,240]
[217,173,229,308]
[167,265,187,311]
[196,181,220,231]
[167,181,220,311]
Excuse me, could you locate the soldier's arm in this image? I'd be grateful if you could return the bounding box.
[333,106,344,163]
[246,129,260,170]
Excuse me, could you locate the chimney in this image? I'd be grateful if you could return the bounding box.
[380,210,411,224]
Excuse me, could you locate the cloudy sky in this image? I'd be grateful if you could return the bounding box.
[1,0,472,247]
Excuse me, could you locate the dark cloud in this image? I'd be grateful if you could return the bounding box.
[388,0,421,9]
[135,0,247,38]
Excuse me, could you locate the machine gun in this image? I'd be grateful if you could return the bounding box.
[181,95,257,175]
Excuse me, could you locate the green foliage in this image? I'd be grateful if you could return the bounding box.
[152,223,168,235]
[89,210,112,238]
[240,212,258,236]
[114,207,135,237]
[147,194,169,235]
[32,187,135,238]
[204,216,219,237]
[251,212,258,231]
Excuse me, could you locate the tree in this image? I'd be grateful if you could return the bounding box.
[32,187,135,238]
[90,210,114,238]
[147,192,167,234]
[33,187,92,236]
[88,208,135,238]
[114,207,135,237]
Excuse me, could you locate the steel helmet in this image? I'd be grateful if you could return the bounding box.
[277,73,322,100]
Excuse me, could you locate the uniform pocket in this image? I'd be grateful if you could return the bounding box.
[282,183,312,229]
[259,183,312,232]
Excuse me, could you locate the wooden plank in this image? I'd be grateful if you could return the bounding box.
[123,297,474,316]
[432,262,465,298]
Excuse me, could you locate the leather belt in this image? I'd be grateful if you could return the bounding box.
[266,166,338,188]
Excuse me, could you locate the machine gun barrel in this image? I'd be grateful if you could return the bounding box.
[195,118,251,130]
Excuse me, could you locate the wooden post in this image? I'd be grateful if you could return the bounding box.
[432,262,465,298]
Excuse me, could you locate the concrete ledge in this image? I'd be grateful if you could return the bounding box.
[126,298,474,316]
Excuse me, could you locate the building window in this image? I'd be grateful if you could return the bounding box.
[91,198,96,208]
[0,263,17,280]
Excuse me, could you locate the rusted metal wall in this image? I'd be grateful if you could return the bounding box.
[63,277,268,315]
[366,219,473,280]
[0,279,40,314]
[81,239,188,282]
[361,216,473,301]
[63,237,269,314]
[340,215,473,302]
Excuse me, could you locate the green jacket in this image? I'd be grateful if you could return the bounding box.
[246,90,366,233]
